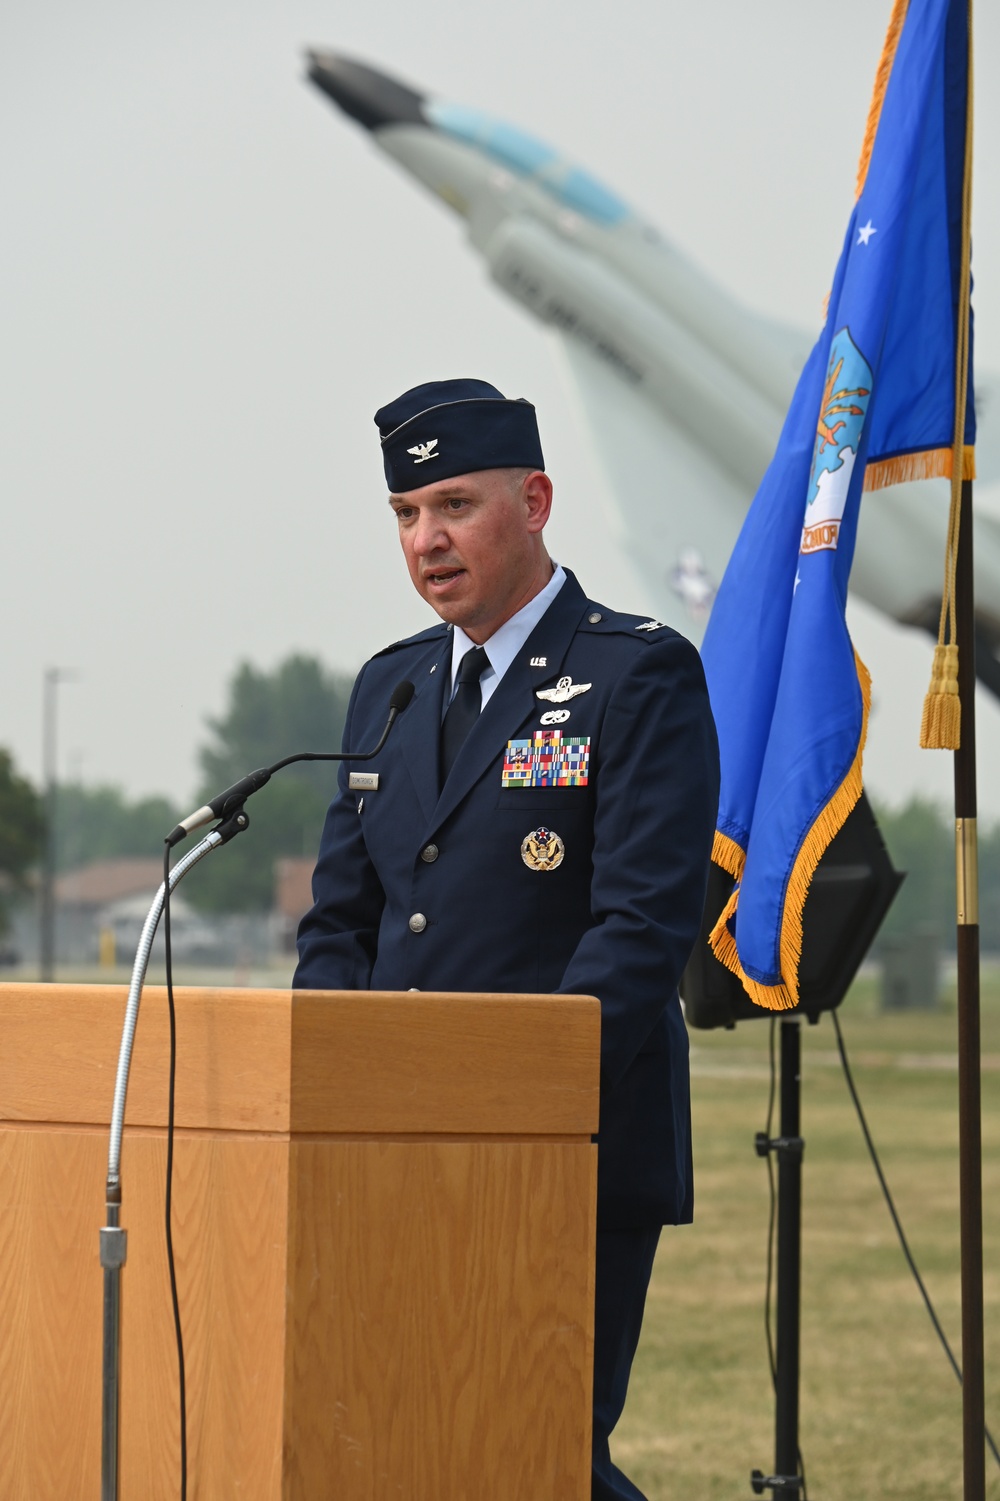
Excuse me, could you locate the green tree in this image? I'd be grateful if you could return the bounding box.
[974,818,1000,954]
[0,749,45,936]
[56,784,180,871]
[872,796,1000,953]
[186,655,354,913]
[872,796,954,948]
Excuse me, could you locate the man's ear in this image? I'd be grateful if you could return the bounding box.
[523,471,553,533]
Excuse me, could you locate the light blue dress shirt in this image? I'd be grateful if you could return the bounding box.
[446,563,568,711]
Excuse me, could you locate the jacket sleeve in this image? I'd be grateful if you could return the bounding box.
[556,634,719,1092]
[292,666,387,990]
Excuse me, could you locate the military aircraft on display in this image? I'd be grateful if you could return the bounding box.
[305,52,1000,698]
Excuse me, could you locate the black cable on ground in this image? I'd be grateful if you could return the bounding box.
[162,842,188,1501]
[830,1007,1000,1471]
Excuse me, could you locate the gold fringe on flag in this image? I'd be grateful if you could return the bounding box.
[708,656,872,1012]
[920,0,974,751]
[863,446,975,492]
[711,829,745,881]
[856,0,911,199]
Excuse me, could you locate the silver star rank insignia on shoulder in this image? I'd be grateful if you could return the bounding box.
[521,826,565,872]
[536,675,592,703]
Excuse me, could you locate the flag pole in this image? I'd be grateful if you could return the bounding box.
[954,473,984,1501]
[916,1,980,1477]
[944,4,983,1495]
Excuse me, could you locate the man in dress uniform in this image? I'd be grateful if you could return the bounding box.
[295,378,719,1500]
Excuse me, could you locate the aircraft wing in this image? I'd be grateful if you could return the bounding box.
[305,50,1000,695]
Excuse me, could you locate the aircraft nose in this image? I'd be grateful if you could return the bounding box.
[305,51,427,132]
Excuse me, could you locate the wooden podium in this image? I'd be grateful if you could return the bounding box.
[0,983,600,1499]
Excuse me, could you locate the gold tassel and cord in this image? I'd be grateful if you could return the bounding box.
[919,0,974,750]
[921,643,961,748]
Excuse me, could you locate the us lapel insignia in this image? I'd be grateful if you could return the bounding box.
[521,826,565,872]
[502,731,590,788]
[536,675,592,703]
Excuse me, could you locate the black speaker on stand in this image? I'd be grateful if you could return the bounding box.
[681,792,904,1498]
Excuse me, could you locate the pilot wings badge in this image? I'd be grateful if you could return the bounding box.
[407,439,439,464]
[535,675,592,704]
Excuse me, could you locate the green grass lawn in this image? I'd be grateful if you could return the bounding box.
[614,966,1000,1500]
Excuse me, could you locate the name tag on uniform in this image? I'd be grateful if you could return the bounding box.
[349,772,380,791]
[502,731,590,788]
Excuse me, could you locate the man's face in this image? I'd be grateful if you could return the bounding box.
[389,467,552,642]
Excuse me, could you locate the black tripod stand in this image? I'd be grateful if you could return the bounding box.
[682,792,904,1500]
[751,1018,805,1500]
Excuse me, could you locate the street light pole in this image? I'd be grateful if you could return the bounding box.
[39,667,76,982]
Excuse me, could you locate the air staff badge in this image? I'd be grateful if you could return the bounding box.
[521,826,565,872]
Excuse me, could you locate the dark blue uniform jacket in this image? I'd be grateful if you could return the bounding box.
[295,571,719,1229]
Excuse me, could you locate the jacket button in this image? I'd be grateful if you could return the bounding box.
[408,986,421,992]
[409,913,427,933]
[588,611,602,624]
[420,843,439,863]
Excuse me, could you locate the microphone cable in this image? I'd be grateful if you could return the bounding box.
[151,677,413,1499]
[162,839,188,1501]
[830,1007,1000,1471]
[759,1010,1000,1483]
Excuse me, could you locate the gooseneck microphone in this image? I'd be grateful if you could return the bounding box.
[101,677,416,1501]
[165,678,415,846]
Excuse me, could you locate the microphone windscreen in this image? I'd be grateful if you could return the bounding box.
[390,679,415,713]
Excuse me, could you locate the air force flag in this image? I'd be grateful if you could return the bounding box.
[701,0,974,1010]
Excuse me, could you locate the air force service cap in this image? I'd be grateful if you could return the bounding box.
[375,378,545,493]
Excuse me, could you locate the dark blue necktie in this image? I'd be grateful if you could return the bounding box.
[441,646,489,782]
